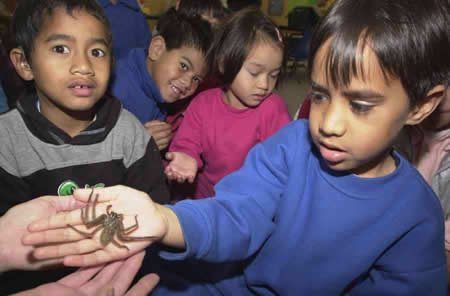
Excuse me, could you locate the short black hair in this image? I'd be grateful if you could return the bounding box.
[308,0,450,107]
[178,0,228,20]
[210,8,285,86]
[157,10,212,59]
[12,0,112,64]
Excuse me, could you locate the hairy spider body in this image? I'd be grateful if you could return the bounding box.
[68,189,155,250]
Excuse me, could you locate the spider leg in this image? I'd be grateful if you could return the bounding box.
[84,214,108,228]
[91,189,99,220]
[111,238,130,251]
[117,230,157,241]
[67,223,105,238]
[122,215,139,233]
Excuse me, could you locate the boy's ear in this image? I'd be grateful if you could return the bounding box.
[10,48,34,81]
[147,36,166,62]
[406,85,446,125]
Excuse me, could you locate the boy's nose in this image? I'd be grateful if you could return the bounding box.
[179,74,193,91]
[70,53,94,76]
[319,101,346,137]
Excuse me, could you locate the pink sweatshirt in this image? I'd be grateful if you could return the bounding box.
[169,88,291,199]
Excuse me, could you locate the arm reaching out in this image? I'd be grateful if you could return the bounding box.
[164,151,198,183]
[22,186,185,267]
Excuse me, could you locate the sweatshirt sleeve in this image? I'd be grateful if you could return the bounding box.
[168,94,205,168]
[161,122,302,262]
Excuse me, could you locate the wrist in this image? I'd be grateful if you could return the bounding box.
[156,204,185,249]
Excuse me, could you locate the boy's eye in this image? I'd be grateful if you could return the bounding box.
[193,76,202,84]
[350,101,374,114]
[180,62,188,71]
[91,48,106,58]
[310,92,327,104]
[52,45,70,54]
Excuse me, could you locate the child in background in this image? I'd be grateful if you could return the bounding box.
[97,0,152,60]
[26,0,450,294]
[109,11,211,151]
[164,8,291,199]
[1,0,169,292]
[395,87,450,285]
[164,0,229,135]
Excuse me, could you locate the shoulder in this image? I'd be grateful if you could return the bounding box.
[189,88,223,106]
[260,93,289,111]
[0,109,23,135]
[0,110,27,173]
[395,152,443,216]
[115,108,150,138]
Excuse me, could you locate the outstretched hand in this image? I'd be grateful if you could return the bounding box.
[164,151,198,183]
[14,251,160,296]
[0,194,86,272]
[22,186,169,267]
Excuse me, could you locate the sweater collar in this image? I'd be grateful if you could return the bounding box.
[17,91,122,145]
[315,147,408,199]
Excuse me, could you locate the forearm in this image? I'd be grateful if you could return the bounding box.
[156,204,186,249]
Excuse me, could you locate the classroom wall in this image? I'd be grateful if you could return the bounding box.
[139,0,334,28]
[262,0,333,26]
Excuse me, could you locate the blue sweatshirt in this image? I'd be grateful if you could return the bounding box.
[158,120,447,295]
[110,48,166,123]
[97,0,151,60]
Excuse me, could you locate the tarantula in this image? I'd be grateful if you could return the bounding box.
[67,189,155,250]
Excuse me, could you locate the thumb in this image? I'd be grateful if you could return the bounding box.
[165,152,174,161]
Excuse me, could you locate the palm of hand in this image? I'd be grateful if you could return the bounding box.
[165,152,198,183]
[23,186,168,267]
[1,198,67,270]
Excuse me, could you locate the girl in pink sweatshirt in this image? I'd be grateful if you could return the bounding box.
[164,8,291,199]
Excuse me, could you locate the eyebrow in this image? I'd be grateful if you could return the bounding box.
[310,80,330,96]
[45,34,108,47]
[311,80,385,101]
[247,62,281,72]
[181,56,193,69]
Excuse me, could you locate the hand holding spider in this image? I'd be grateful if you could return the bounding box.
[23,186,172,267]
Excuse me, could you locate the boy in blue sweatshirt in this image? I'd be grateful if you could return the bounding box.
[109,11,211,150]
[24,0,450,294]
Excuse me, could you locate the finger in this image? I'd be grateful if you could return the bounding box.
[107,251,146,295]
[73,185,131,203]
[23,226,86,245]
[27,208,84,232]
[81,260,125,293]
[58,263,105,287]
[143,120,165,128]
[31,239,102,260]
[126,273,160,296]
[64,249,124,267]
[165,152,174,161]
[41,195,86,212]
